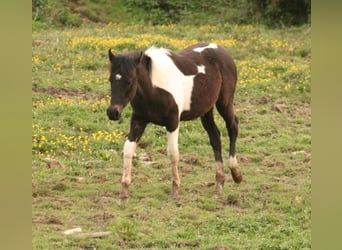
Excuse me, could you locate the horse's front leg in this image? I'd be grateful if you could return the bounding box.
[167,126,180,197]
[120,116,147,200]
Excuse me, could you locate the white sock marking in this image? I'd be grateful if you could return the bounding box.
[124,140,136,158]
[122,140,136,184]
[167,127,180,186]
[228,155,238,168]
[167,128,179,158]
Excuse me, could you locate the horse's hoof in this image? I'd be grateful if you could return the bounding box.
[171,190,179,198]
[215,171,225,193]
[215,183,224,194]
[171,180,180,198]
[229,167,243,183]
[118,195,129,206]
[170,187,180,198]
[119,188,129,201]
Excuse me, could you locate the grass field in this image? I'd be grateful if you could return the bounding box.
[32,23,311,249]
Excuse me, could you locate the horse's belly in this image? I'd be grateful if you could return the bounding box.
[179,99,215,121]
[180,74,221,121]
[180,110,202,121]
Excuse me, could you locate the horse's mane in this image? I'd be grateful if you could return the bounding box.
[145,45,171,57]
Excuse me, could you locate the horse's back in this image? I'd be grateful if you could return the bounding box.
[175,43,236,120]
[185,43,236,78]
[145,43,237,121]
[193,43,237,105]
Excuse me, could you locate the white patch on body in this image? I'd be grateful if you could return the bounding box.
[115,74,122,80]
[197,65,206,74]
[145,46,196,115]
[193,43,218,53]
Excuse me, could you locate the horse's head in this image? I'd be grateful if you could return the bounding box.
[107,49,143,120]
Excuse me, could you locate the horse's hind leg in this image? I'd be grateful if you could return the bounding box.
[200,109,225,193]
[216,102,243,183]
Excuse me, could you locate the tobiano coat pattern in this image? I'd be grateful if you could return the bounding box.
[107,43,242,200]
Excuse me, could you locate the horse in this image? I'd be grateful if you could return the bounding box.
[107,43,242,200]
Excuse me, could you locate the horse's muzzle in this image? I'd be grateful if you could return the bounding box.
[107,105,122,121]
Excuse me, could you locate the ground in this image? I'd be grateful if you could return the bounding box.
[32,23,311,249]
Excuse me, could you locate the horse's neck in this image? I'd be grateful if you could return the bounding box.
[135,68,155,100]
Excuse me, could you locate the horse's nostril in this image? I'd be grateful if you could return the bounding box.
[107,106,121,121]
[113,109,119,118]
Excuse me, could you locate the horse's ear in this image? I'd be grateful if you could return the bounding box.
[135,51,144,65]
[108,49,115,62]
[136,52,151,72]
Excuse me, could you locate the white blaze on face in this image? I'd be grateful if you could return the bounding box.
[193,43,218,53]
[115,74,122,80]
[145,46,206,115]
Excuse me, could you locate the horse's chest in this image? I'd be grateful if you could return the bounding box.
[132,89,179,126]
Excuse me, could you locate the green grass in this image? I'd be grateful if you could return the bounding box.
[32,23,311,249]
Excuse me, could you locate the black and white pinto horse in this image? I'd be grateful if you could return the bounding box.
[107,43,242,200]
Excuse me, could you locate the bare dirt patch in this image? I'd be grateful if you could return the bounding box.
[32,84,107,99]
[33,214,63,225]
